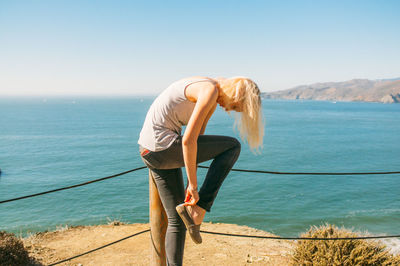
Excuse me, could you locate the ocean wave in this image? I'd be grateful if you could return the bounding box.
[380,238,400,255]
[345,208,400,218]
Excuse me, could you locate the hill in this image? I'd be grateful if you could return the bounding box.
[263,78,400,103]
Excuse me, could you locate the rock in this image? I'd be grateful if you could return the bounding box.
[381,94,395,103]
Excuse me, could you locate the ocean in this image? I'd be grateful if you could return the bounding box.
[0,97,399,250]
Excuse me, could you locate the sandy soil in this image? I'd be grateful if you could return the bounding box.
[23,222,294,265]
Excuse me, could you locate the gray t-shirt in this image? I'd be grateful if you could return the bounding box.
[138,78,211,151]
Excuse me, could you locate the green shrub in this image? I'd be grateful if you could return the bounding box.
[291,224,400,266]
[0,231,31,266]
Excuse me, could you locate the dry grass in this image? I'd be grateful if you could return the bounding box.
[0,231,31,266]
[291,224,400,266]
[106,217,126,226]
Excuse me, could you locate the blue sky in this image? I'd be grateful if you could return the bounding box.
[0,0,399,96]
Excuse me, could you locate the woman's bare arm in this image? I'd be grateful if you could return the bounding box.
[200,102,217,135]
[182,83,218,205]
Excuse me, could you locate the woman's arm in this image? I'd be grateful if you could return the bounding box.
[182,84,218,205]
[200,102,217,135]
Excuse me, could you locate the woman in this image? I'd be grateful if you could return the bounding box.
[138,76,263,265]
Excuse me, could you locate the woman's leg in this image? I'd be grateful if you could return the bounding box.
[149,167,186,266]
[195,135,241,212]
[140,135,240,262]
[147,135,241,212]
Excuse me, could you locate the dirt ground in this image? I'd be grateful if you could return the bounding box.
[23,222,294,265]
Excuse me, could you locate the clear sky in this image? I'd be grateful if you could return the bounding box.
[0,0,399,96]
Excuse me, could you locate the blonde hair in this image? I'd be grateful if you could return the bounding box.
[219,77,264,153]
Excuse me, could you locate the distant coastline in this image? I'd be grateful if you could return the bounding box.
[263,77,400,104]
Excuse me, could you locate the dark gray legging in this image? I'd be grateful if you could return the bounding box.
[140,135,241,266]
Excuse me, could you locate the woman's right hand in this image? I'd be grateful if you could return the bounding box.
[184,184,199,206]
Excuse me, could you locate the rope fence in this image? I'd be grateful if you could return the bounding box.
[1,163,399,264]
[1,165,399,205]
[47,228,400,265]
[201,166,400,175]
[200,230,400,240]
[0,166,146,204]
[48,229,150,266]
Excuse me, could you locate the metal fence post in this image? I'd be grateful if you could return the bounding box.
[149,169,168,266]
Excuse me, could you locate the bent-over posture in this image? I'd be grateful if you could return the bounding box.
[138,76,264,266]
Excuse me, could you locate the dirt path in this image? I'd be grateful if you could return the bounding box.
[24,222,294,265]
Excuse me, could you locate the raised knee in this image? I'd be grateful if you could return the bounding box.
[231,137,241,153]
